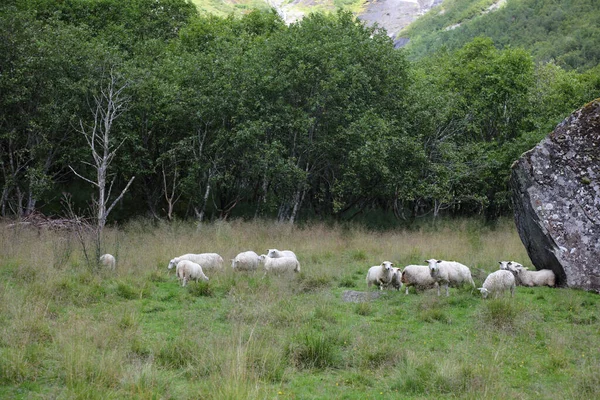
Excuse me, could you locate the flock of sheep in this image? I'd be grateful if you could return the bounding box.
[99,250,556,298]
[366,259,556,298]
[164,249,300,286]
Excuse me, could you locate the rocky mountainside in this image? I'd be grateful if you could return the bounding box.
[358,0,442,42]
[195,0,444,40]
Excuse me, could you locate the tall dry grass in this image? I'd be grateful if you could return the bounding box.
[4,217,593,399]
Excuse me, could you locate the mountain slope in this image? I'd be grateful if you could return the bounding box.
[400,0,600,70]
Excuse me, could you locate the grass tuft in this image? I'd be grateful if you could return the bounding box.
[287,330,341,370]
[187,280,213,297]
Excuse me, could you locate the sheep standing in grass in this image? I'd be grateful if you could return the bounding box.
[99,254,116,270]
[259,255,300,275]
[426,259,476,297]
[389,267,403,291]
[508,264,556,287]
[266,249,297,260]
[366,261,394,291]
[401,265,436,295]
[478,270,516,299]
[167,253,224,272]
[231,251,260,271]
[176,260,209,287]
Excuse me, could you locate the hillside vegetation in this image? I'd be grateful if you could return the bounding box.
[1,219,599,398]
[401,0,600,71]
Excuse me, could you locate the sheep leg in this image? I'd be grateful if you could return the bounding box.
[445,283,449,297]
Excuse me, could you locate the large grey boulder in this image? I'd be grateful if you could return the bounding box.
[510,99,600,292]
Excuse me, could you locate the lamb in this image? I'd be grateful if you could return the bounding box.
[366,261,394,291]
[266,249,297,260]
[478,270,516,299]
[176,260,209,287]
[389,267,403,291]
[400,265,436,295]
[426,259,476,297]
[508,264,556,287]
[498,261,524,271]
[231,251,261,271]
[258,254,300,274]
[167,253,224,271]
[99,253,116,270]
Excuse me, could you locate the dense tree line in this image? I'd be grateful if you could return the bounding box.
[1,0,598,225]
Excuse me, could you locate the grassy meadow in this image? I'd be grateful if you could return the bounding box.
[1,218,599,399]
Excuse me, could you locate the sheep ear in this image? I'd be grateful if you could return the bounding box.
[437,260,442,263]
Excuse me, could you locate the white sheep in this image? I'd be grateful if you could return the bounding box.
[508,264,556,287]
[99,253,116,270]
[176,260,209,287]
[231,251,261,271]
[266,249,297,260]
[389,267,403,291]
[258,255,300,275]
[426,259,476,297]
[400,264,436,295]
[167,253,224,271]
[478,270,516,299]
[498,261,524,271]
[366,261,394,291]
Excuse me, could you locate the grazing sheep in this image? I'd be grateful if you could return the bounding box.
[167,253,224,271]
[259,255,300,275]
[508,264,556,287]
[366,261,394,291]
[478,270,516,299]
[176,260,209,287]
[426,259,476,297]
[401,265,436,295]
[266,249,297,260]
[231,251,260,271]
[389,267,403,291]
[498,261,524,271]
[99,254,116,270]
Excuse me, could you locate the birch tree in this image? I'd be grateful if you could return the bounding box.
[70,68,135,232]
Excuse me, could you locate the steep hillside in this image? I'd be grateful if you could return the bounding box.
[400,0,600,70]
[190,0,440,37]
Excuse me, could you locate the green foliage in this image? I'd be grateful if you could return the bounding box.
[0,1,598,224]
[402,0,600,71]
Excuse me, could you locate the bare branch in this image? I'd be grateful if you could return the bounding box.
[106,176,135,217]
[69,166,99,187]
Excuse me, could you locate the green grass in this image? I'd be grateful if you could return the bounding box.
[0,218,598,398]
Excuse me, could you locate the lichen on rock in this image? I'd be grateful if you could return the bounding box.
[511,98,600,292]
